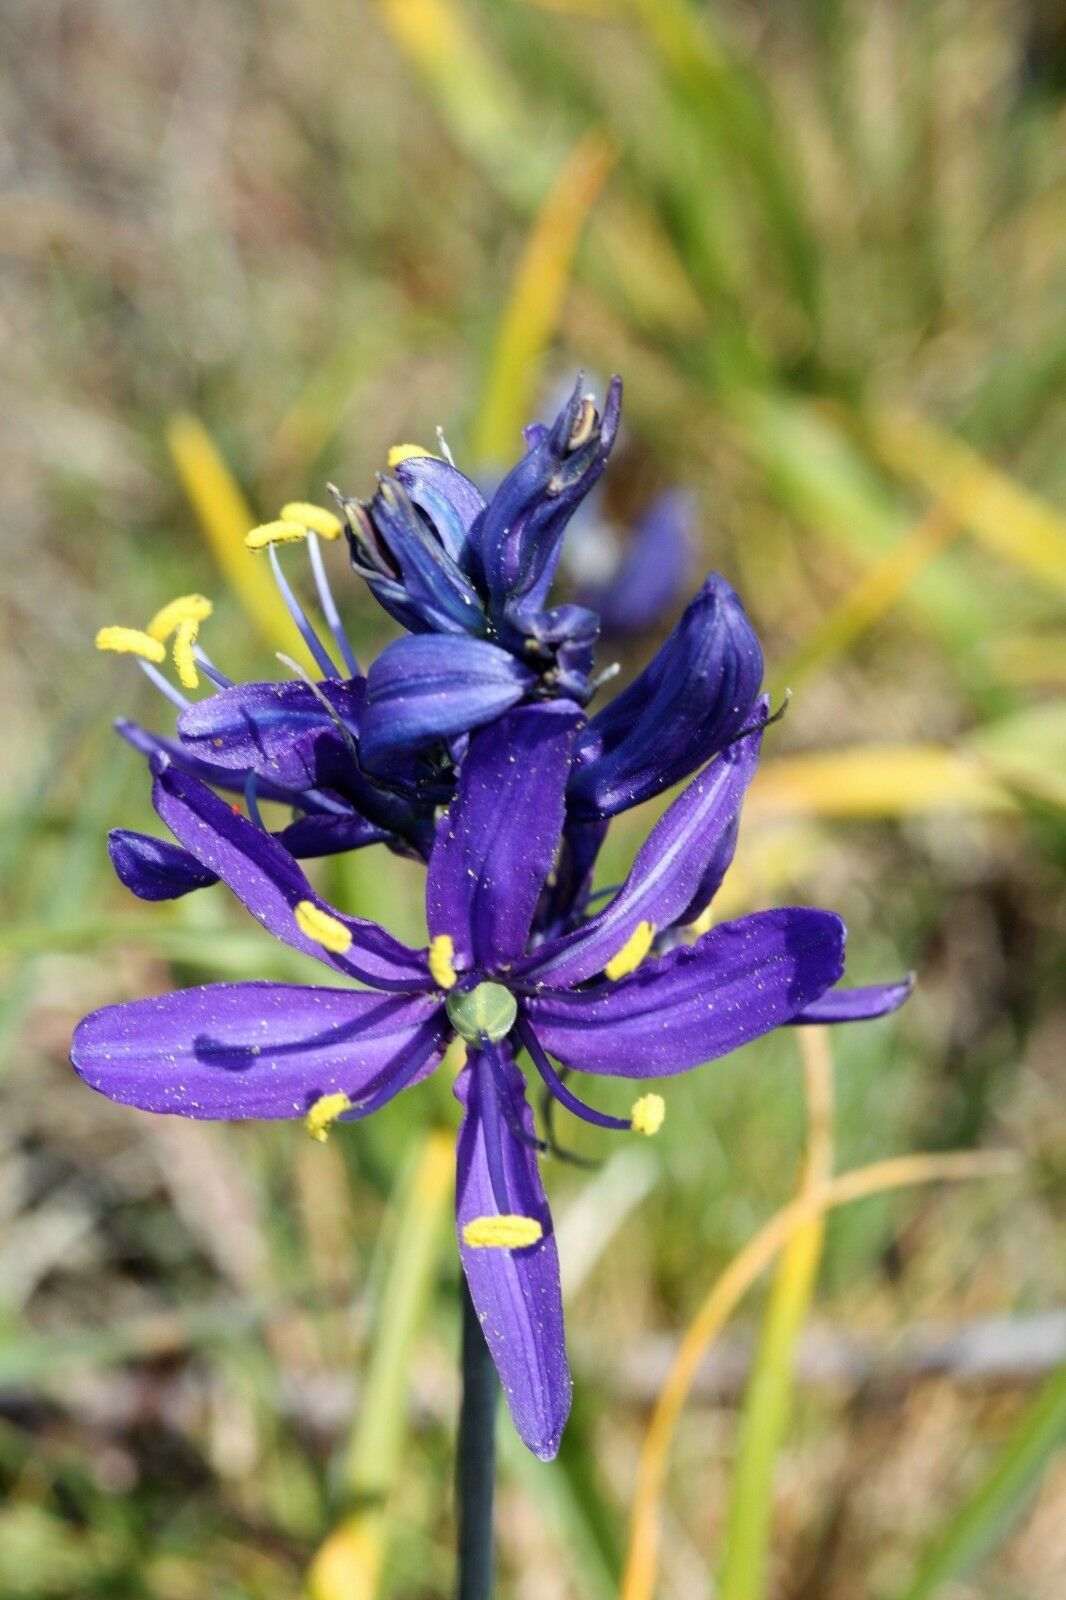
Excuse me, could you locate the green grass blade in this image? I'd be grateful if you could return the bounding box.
[896,1363,1066,1600]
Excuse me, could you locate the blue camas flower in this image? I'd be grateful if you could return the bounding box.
[72,704,910,1458]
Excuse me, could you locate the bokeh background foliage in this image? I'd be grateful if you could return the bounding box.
[1,0,1065,1596]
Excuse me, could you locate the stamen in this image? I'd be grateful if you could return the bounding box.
[146,593,213,643]
[305,532,359,676]
[280,501,343,540]
[568,396,597,450]
[462,1215,543,1250]
[136,657,190,711]
[428,933,458,990]
[172,616,201,689]
[481,1037,547,1154]
[294,900,353,955]
[244,770,265,832]
[193,647,233,688]
[245,519,309,550]
[386,443,440,467]
[266,543,340,679]
[304,1091,351,1142]
[517,1017,632,1132]
[631,1093,665,1137]
[275,651,362,768]
[436,427,455,466]
[604,919,656,981]
[96,626,165,664]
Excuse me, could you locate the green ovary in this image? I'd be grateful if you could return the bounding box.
[446,981,518,1045]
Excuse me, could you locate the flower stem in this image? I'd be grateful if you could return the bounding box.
[455,1277,499,1600]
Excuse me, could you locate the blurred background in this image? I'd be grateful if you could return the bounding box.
[1,1,1064,1596]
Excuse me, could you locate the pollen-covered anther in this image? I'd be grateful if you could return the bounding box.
[568,396,597,450]
[295,900,353,955]
[172,616,201,689]
[146,593,213,643]
[95,625,166,664]
[462,1214,543,1250]
[386,443,441,468]
[631,1093,665,1137]
[428,933,458,990]
[245,519,309,551]
[604,919,656,981]
[280,502,343,540]
[304,1091,351,1143]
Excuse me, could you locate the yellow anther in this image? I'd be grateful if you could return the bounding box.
[689,904,714,937]
[387,442,441,468]
[172,616,201,690]
[631,1093,665,1137]
[462,1214,543,1250]
[280,501,343,540]
[245,519,309,551]
[146,593,213,644]
[428,933,458,990]
[295,900,353,955]
[604,920,656,981]
[95,626,166,664]
[568,396,597,450]
[304,1091,351,1143]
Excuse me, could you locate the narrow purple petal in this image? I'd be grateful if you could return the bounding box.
[526,909,846,1077]
[792,976,915,1024]
[275,811,393,858]
[152,762,429,991]
[109,829,218,901]
[72,983,446,1119]
[393,455,486,569]
[426,703,582,970]
[116,718,350,816]
[177,680,363,789]
[455,1047,571,1459]
[521,720,762,988]
[360,635,536,770]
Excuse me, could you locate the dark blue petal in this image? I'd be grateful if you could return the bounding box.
[360,635,537,771]
[152,762,430,991]
[109,829,219,901]
[578,490,695,635]
[455,1046,570,1459]
[275,811,394,858]
[394,455,486,571]
[73,982,445,1118]
[569,573,764,817]
[478,376,622,609]
[426,702,581,971]
[521,717,763,988]
[177,680,363,790]
[116,719,350,816]
[501,601,600,704]
[346,477,486,635]
[526,908,845,1077]
[792,976,915,1024]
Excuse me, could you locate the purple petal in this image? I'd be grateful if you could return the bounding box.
[521,719,763,988]
[360,634,536,770]
[72,983,446,1118]
[426,703,582,971]
[394,455,486,570]
[109,829,219,901]
[792,975,915,1024]
[455,1047,571,1459]
[177,680,364,789]
[152,763,429,991]
[116,718,349,816]
[275,811,393,858]
[526,908,845,1077]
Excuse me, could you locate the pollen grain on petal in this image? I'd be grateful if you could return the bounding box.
[244,518,309,551]
[462,1214,543,1250]
[386,442,441,468]
[172,616,201,689]
[304,1091,351,1142]
[604,919,656,981]
[95,625,166,663]
[428,933,458,990]
[295,899,353,955]
[280,501,343,540]
[631,1093,665,1137]
[146,593,213,643]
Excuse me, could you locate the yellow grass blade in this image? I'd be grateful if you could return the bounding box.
[871,409,1066,595]
[750,746,1014,818]
[471,129,616,467]
[619,1147,1020,1600]
[166,413,317,672]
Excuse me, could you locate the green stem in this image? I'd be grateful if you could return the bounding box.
[455,1279,499,1600]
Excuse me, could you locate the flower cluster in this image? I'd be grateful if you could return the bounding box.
[74,378,911,1459]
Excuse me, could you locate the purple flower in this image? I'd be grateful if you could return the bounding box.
[72,705,909,1458]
